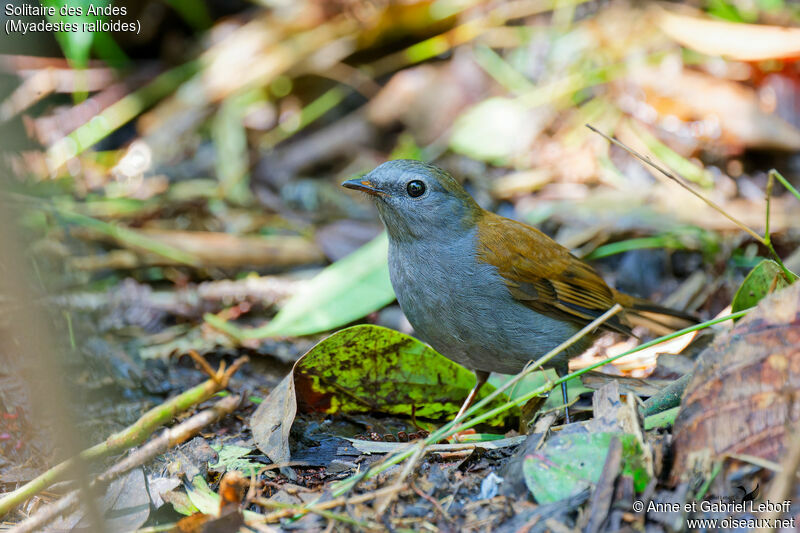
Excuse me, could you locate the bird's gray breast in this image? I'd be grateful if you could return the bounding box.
[387,228,582,375]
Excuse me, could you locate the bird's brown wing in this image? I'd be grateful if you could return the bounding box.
[475,211,633,336]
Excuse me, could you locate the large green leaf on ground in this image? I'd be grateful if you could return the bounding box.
[251,325,516,465]
[523,432,649,504]
[732,259,792,314]
[206,232,395,339]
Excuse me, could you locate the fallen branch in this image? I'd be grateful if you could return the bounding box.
[54,275,301,316]
[0,357,248,518]
[69,227,325,269]
[8,394,241,533]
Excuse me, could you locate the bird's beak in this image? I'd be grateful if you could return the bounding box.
[342,177,387,197]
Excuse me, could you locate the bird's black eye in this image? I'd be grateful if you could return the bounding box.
[406,180,426,197]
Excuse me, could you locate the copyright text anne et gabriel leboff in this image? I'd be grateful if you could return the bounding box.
[644,499,791,514]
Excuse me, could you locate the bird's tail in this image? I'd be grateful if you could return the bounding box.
[614,290,699,336]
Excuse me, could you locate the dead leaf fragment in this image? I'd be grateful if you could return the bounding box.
[671,283,800,483]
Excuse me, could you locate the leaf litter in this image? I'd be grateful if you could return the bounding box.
[2,0,800,531]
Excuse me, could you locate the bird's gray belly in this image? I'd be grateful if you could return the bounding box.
[388,235,585,375]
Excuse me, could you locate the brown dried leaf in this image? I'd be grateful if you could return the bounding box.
[670,283,800,483]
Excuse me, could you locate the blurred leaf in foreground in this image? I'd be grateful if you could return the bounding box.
[251,325,516,465]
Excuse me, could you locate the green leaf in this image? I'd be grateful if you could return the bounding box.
[206,233,395,339]
[732,259,791,314]
[291,325,512,421]
[251,325,517,464]
[185,477,220,515]
[185,476,260,520]
[209,444,262,476]
[523,432,649,504]
[42,0,100,69]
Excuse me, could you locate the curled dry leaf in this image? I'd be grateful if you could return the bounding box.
[670,282,800,483]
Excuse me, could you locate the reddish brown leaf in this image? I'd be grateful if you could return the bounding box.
[670,283,800,483]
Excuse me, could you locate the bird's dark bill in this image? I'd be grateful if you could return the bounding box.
[342,178,387,197]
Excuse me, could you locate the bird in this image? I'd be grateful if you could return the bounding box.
[342,159,696,423]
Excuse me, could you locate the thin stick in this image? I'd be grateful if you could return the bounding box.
[187,350,222,383]
[8,395,241,533]
[765,170,774,247]
[250,499,371,528]
[374,442,425,515]
[769,169,800,203]
[762,172,797,281]
[0,357,248,518]
[586,124,764,242]
[249,485,401,524]
[587,124,797,280]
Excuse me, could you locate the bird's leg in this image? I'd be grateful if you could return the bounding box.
[554,363,571,424]
[455,370,490,422]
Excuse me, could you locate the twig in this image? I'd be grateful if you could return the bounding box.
[769,169,800,203]
[249,485,401,524]
[187,350,222,384]
[374,442,424,515]
[411,480,450,521]
[0,357,248,518]
[251,499,372,528]
[640,372,693,417]
[56,209,199,266]
[8,394,241,533]
[764,172,797,281]
[586,124,797,280]
[586,124,763,241]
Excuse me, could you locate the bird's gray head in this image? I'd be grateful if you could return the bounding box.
[342,160,481,243]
